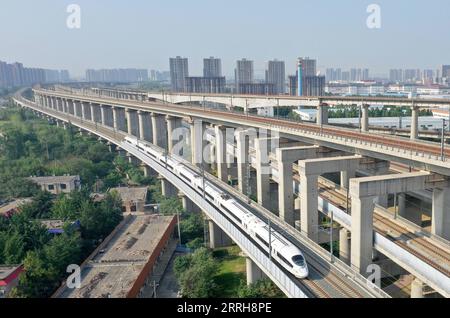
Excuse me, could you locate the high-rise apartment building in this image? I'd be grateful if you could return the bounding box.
[185,77,226,93]
[85,69,148,83]
[298,57,316,77]
[265,60,285,94]
[288,74,325,96]
[203,57,222,78]
[235,59,254,93]
[390,69,403,82]
[0,60,69,88]
[238,83,276,95]
[442,65,450,79]
[169,56,189,92]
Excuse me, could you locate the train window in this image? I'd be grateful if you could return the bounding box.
[255,233,269,247]
[205,192,214,201]
[180,173,190,182]
[277,252,293,268]
[222,205,241,223]
[220,194,231,200]
[292,255,305,267]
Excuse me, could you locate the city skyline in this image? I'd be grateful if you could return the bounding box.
[1,0,450,77]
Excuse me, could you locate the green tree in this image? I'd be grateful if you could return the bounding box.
[3,231,25,264]
[237,279,284,298]
[174,248,219,298]
[180,213,204,245]
[19,191,53,219]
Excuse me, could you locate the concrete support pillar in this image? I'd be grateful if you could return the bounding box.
[100,105,107,126]
[141,164,156,178]
[398,193,406,218]
[215,125,228,183]
[300,173,319,242]
[138,111,146,141]
[350,196,375,275]
[160,176,177,198]
[126,109,134,136]
[410,278,424,298]
[276,146,320,226]
[167,116,182,153]
[317,104,329,126]
[112,106,119,131]
[255,138,271,209]
[340,169,356,190]
[431,187,450,240]
[151,113,167,149]
[208,220,232,249]
[246,257,264,285]
[236,131,250,195]
[278,159,294,225]
[361,104,369,132]
[373,163,390,208]
[90,103,97,123]
[190,119,208,168]
[69,99,74,115]
[339,228,351,265]
[81,101,89,120]
[73,100,80,118]
[179,192,200,213]
[411,106,419,140]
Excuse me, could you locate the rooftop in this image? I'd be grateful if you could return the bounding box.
[56,214,175,298]
[110,187,148,202]
[0,199,32,215]
[0,265,23,286]
[28,175,80,184]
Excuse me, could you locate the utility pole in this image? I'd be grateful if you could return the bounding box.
[393,192,397,219]
[358,104,362,132]
[441,119,446,161]
[330,210,334,263]
[268,218,272,261]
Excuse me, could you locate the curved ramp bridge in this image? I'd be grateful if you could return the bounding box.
[13,92,388,298]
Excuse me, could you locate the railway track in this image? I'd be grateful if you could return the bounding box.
[305,255,365,298]
[18,94,392,298]
[373,215,450,264]
[317,179,450,277]
[35,88,450,160]
[212,109,450,158]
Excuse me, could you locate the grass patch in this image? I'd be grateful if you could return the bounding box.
[213,246,246,297]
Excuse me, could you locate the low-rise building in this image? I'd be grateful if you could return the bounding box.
[28,175,81,195]
[53,214,177,298]
[110,187,148,213]
[39,219,81,235]
[0,198,32,217]
[0,265,24,298]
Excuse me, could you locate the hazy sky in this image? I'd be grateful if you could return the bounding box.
[0,0,449,78]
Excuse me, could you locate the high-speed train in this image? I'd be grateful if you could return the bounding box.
[124,136,309,279]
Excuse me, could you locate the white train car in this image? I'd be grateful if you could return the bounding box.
[124,136,309,279]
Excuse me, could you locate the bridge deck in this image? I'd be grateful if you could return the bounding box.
[14,94,385,298]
